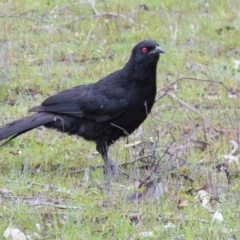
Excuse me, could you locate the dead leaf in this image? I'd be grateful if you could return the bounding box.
[125,140,155,157]
[216,25,235,34]
[175,139,208,154]
[234,49,240,56]
[195,190,213,212]
[3,226,26,240]
[190,140,209,151]
[198,178,228,200]
[129,215,141,225]
[126,178,166,203]
[212,210,224,222]
[139,231,154,237]
[178,199,188,208]
[233,60,240,70]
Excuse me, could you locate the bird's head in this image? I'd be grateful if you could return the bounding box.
[131,40,164,66]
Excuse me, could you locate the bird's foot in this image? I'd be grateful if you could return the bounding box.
[104,160,119,178]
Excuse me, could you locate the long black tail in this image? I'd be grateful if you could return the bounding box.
[0,112,56,144]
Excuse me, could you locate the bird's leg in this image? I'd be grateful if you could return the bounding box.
[100,146,119,178]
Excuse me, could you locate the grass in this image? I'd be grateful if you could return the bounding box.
[1,0,240,239]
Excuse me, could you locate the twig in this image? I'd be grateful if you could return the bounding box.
[135,140,176,189]
[151,140,176,174]
[0,9,46,23]
[97,12,134,23]
[41,203,83,209]
[6,180,59,189]
[120,154,155,166]
[86,0,134,22]
[166,91,202,115]
[119,172,141,182]
[157,78,215,141]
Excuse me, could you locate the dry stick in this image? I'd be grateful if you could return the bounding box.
[0,9,51,23]
[6,180,58,188]
[166,91,209,142]
[136,140,177,189]
[40,203,83,209]
[0,15,38,22]
[152,140,176,173]
[166,92,202,115]
[97,12,134,23]
[86,0,134,22]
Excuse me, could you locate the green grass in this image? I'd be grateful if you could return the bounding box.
[1,0,240,239]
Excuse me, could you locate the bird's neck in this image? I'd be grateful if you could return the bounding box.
[123,65,157,85]
[123,60,158,83]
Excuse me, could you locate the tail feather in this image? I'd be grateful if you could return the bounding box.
[0,113,55,143]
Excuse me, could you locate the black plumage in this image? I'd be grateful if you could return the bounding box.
[0,40,164,173]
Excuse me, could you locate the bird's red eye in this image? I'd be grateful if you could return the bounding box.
[141,47,148,53]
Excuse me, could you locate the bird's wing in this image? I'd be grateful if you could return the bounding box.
[29,77,128,123]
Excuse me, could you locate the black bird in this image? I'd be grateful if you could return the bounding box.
[0,40,164,174]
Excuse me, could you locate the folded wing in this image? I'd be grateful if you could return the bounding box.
[29,74,128,123]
